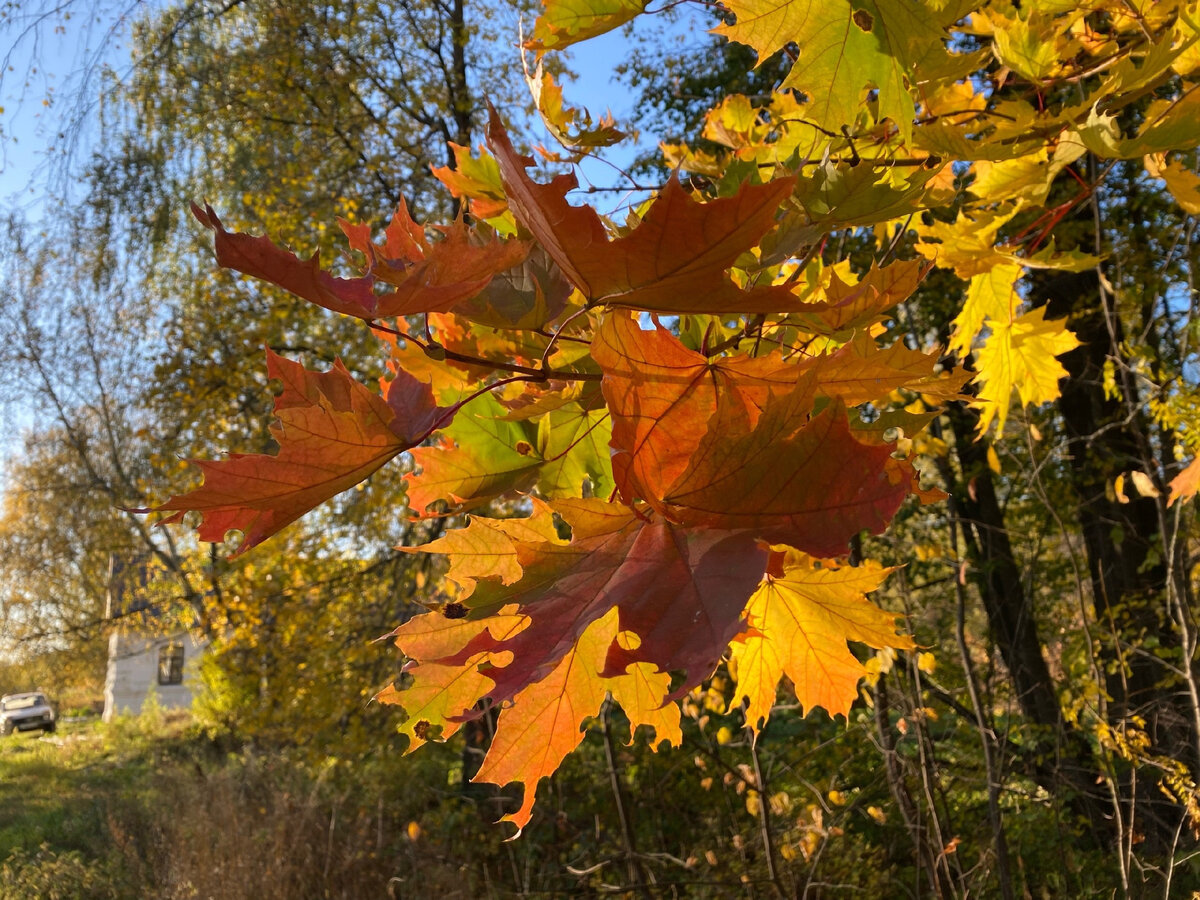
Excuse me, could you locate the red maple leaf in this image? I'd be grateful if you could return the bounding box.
[192,202,528,320]
[427,499,768,705]
[142,350,451,555]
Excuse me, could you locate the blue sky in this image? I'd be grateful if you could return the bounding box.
[0,3,714,220]
[0,4,141,216]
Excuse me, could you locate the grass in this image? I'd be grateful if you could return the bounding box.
[0,715,160,899]
[0,712,515,899]
[0,717,157,860]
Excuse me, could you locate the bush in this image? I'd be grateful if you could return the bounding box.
[0,844,125,900]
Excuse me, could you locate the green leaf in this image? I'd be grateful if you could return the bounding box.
[536,405,616,500]
[406,393,542,515]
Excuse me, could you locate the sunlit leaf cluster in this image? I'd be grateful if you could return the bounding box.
[142,0,1200,833]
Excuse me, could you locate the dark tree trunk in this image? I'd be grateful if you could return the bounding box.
[939,406,1111,839]
[1038,260,1195,849]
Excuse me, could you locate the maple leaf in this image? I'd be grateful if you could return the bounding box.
[424,499,767,707]
[404,387,612,514]
[1144,152,1200,216]
[398,499,760,832]
[378,609,528,752]
[487,108,800,313]
[403,499,564,593]
[715,0,965,143]
[533,403,616,500]
[729,550,911,727]
[192,204,377,319]
[145,351,449,555]
[192,202,528,320]
[340,201,531,315]
[430,142,512,223]
[989,11,1063,82]
[526,61,626,152]
[406,392,543,516]
[527,0,647,51]
[450,246,572,330]
[915,207,1019,280]
[916,209,1101,282]
[1169,457,1200,506]
[655,384,909,557]
[474,606,681,834]
[970,143,1083,206]
[593,315,920,555]
[787,156,944,240]
[804,334,968,407]
[973,305,1080,434]
[592,314,801,503]
[1077,95,1200,160]
[788,259,924,336]
[950,262,1023,357]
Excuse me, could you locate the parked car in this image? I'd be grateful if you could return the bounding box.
[0,692,56,735]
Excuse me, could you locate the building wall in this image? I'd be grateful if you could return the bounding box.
[102,631,207,722]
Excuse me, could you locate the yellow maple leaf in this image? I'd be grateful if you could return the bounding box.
[990,11,1071,82]
[971,134,1084,205]
[915,208,1019,279]
[377,657,496,752]
[949,262,1023,356]
[973,306,1080,434]
[1144,152,1200,215]
[714,0,962,143]
[728,551,912,729]
[527,0,646,51]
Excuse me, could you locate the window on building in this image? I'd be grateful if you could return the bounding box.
[158,642,184,686]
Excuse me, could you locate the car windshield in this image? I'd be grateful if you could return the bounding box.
[1,695,44,711]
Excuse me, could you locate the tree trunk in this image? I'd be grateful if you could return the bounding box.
[939,407,1111,840]
[1039,260,1195,849]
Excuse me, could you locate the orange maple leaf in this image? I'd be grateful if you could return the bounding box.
[474,606,681,835]
[655,384,908,556]
[1169,456,1200,506]
[592,314,799,504]
[594,316,917,555]
[378,608,528,752]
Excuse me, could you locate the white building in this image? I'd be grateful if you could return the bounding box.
[103,630,207,721]
[102,554,208,721]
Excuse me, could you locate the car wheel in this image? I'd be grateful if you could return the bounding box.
[44,722,56,734]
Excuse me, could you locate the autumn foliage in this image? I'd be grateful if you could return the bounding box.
[144,0,1200,835]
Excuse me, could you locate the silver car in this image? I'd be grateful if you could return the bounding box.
[0,691,56,735]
